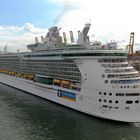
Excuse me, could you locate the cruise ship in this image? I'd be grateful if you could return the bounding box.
[0,23,140,122]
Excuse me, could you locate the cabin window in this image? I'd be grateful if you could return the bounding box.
[105,80,108,84]
[126,100,133,104]
[102,105,108,108]
[125,107,129,110]
[104,99,107,102]
[115,100,119,104]
[135,100,139,103]
[114,107,119,109]
[109,100,112,103]
[116,93,124,96]
[125,93,139,96]
[102,74,105,78]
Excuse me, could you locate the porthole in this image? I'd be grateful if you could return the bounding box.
[105,80,108,84]
[99,92,102,95]
[102,74,105,78]
[109,106,113,109]
[125,107,129,110]
[115,100,119,104]
[114,107,119,109]
[102,105,108,108]
[109,100,112,103]
[121,86,123,88]
[99,99,101,102]
[104,92,106,95]
[104,99,106,102]
[135,100,139,103]
[109,93,112,96]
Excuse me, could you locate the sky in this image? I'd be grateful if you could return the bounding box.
[0,0,140,52]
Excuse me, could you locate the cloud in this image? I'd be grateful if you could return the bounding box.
[53,1,79,24]
[1,0,140,52]
[51,0,140,48]
[0,23,48,52]
[23,23,48,34]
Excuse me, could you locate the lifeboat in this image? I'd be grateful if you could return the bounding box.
[53,79,61,84]
[61,80,71,89]
[61,80,71,85]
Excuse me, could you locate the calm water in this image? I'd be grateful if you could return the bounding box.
[0,84,140,140]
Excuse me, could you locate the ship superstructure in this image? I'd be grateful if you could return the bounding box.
[0,24,140,122]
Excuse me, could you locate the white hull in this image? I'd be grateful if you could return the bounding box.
[1,73,140,123]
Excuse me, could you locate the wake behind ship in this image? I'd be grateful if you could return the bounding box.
[0,23,140,122]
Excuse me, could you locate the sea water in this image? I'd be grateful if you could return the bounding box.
[0,83,140,140]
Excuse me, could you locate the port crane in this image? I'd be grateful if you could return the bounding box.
[126,32,135,55]
[126,32,140,72]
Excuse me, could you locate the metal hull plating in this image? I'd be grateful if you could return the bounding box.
[0,73,140,123]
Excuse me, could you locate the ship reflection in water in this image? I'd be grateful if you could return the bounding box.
[0,83,140,140]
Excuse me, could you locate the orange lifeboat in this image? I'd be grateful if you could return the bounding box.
[61,80,71,85]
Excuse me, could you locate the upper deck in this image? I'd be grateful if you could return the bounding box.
[27,23,125,55]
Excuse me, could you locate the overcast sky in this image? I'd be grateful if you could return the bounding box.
[0,0,140,52]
